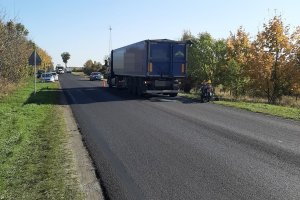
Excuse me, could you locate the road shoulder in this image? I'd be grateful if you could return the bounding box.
[60,90,104,200]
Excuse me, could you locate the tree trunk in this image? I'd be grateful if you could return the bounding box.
[270,50,280,104]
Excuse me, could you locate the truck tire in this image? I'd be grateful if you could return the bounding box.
[133,85,138,96]
[128,77,134,94]
[108,77,112,88]
[115,77,120,89]
[131,78,136,96]
[137,85,142,96]
[137,78,144,96]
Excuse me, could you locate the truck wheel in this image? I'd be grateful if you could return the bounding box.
[133,86,138,96]
[115,77,119,89]
[108,80,112,88]
[107,77,112,88]
[137,85,142,96]
[128,78,133,94]
[128,85,131,93]
[137,78,144,96]
[129,85,134,94]
[131,78,137,96]
[169,93,178,97]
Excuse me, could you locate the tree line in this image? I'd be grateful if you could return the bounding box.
[0,16,52,88]
[82,59,106,75]
[182,16,300,104]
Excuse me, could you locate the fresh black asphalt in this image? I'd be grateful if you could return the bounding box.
[59,74,300,200]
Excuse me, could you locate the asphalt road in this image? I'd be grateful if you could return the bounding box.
[60,74,300,200]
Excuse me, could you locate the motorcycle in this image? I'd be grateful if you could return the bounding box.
[200,91,213,103]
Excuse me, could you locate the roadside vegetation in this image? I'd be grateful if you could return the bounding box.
[181,15,300,106]
[0,15,52,95]
[214,101,300,120]
[61,52,71,68]
[82,59,106,75]
[179,92,300,120]
[0,13,82,200]
[72,71,86,76]
[179,15,300,119]
[0,79,82,200]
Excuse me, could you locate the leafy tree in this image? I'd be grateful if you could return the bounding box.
[0,20,31,83]
[83,59,104,75]
[0,16,52,88]
[181,30,195,92]
[247,16,291,103]
[187,32,226,87]
[181,30,193,41]
[223,27,251,96]
[37,48,53,71]
[61,52,70,68]
[212,39,227,85]
[289,27,300,98]
[179,16,300,103]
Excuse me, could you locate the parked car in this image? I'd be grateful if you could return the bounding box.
[40,73,55,82]
[37,70,45,78]
[89,72,103,81]
[50,72,59,81]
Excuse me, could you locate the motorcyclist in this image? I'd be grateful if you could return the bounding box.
[207,80,213,97]
[200,80,213,102]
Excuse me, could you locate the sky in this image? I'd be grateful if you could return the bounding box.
[0,0,299,67]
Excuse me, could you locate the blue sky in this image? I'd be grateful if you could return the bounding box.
[0,0,299,67]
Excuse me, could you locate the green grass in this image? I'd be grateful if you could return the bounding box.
[214,101,300,120]
[179,92,300,120]
[0,79,82,200]
[71,71,85,76]
[178,92,200,100]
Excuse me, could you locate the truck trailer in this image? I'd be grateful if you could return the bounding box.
[107,39,190,96]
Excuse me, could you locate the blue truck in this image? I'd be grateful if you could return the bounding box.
[107,39,190,96]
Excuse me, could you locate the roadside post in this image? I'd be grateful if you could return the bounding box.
[28,49,42,95]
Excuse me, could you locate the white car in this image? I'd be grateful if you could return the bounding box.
[51,72,59,81]
[40,73,55,82]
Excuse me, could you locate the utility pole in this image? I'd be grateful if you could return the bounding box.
[13,0,15,18]
[109,26,112,54]
[34,49,37,95]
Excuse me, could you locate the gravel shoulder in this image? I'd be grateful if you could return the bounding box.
[60,85,104,200]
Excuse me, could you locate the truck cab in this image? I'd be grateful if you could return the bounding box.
[56,65,65,74]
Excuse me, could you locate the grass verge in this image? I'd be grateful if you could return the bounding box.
[178,92,200,100]
[0,78,82,200]
[71,71,85,76]
[214,101,300,120]
[179,92,300,120]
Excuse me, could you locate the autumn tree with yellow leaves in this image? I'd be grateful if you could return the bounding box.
[0,20,30,84]
[182,15,300,104]
[224,27,251,96]
[0,16,52,89]
[36,47,53,71]
[289,27,300,99]
[247,16,299,103]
